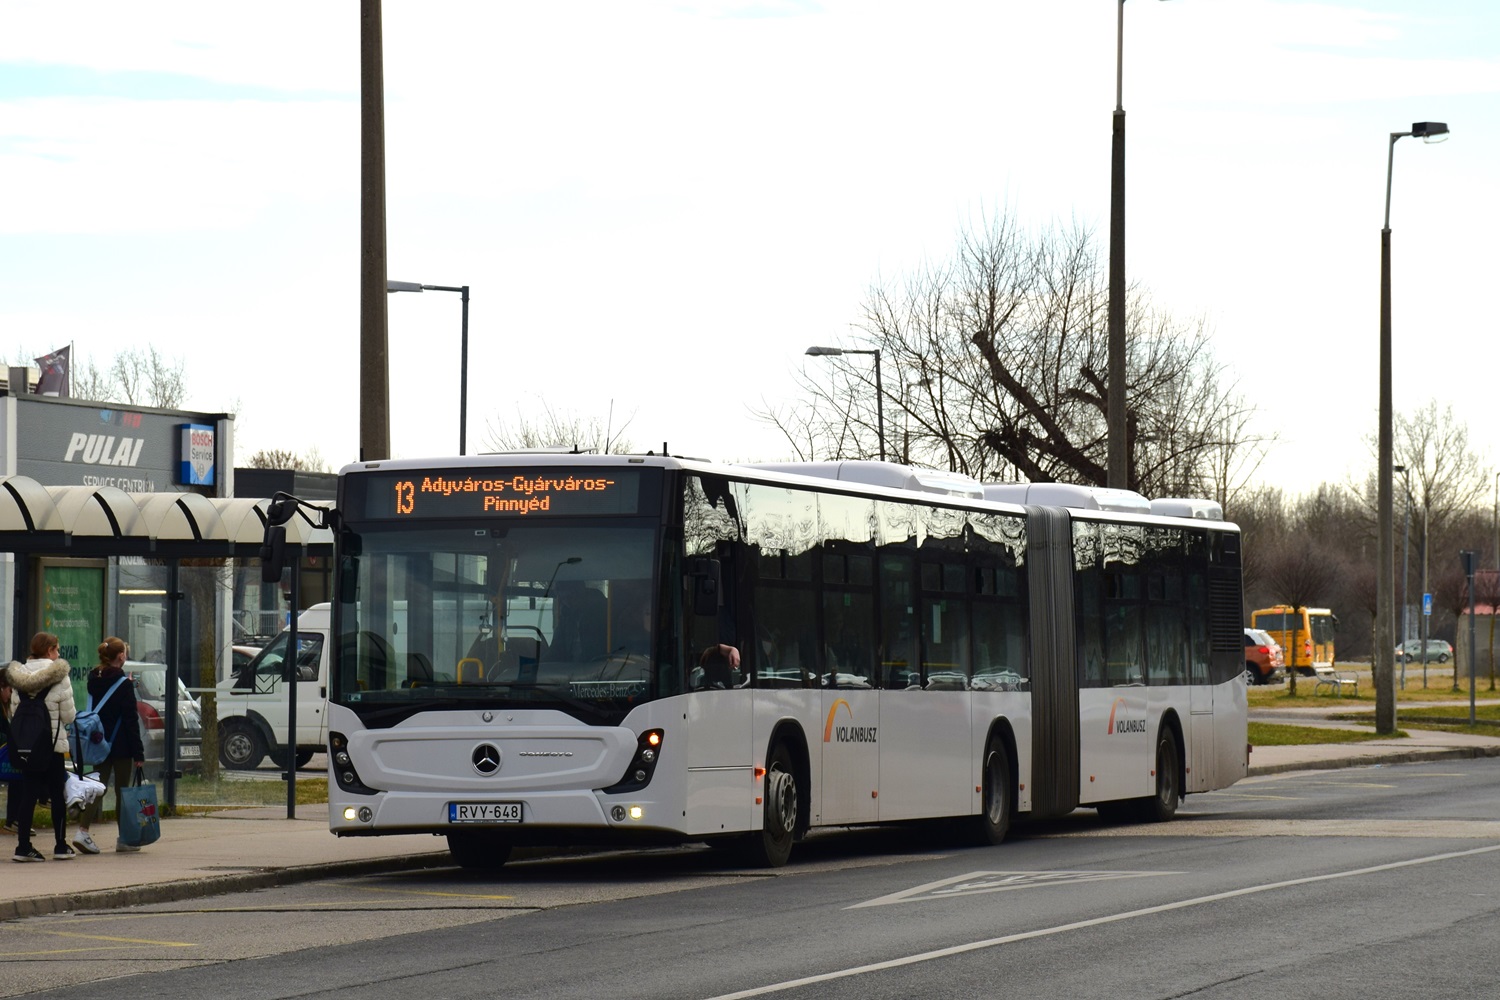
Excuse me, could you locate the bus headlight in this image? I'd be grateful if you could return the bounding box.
[329,732,378,796]
[602,728,665,795]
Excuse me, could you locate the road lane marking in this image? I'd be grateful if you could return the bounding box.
[1043,817,1500,838]
[1,945,192,957]
[7,928,196,948]
[703,843,1500,1000]
[317,881,515,901]
[851,870,1176,908]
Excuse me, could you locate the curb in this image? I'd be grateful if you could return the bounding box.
[0,851,454,923]
[1248,744,1500,777]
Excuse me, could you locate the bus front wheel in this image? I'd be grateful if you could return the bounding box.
[447,830,513,870]
[738,741,799,868]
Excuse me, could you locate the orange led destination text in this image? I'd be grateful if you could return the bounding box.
[395,474,618,515]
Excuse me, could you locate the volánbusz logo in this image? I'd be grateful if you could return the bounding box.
[63,433,145,467]
[1106,697,1148,735]
[823,699,878,744]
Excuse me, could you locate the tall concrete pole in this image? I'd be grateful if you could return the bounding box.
[1106,0,1128,490]
[360,0,390,462]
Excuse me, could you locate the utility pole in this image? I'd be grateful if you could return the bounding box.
[359,0,390,462]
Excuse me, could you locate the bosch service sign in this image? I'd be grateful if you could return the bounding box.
[14,397,223,493]
[179,423,215,485]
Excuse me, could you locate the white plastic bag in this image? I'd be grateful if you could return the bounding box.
[65,771,107,817]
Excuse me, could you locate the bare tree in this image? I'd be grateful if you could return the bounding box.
[9,346,187,405]
[70,355,110,401]
[245,448,329,472]
[1434,561,1472,692]
[757,214,1267,499]
[111,346,187,408]
[1260,533,1347,697]
[1476,569,1500,692]
[484,402,635,455]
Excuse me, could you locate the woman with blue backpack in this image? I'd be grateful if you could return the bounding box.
[6,632,76,862]
[72,636,145,855]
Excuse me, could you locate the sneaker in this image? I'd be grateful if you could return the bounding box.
[12,846,45,863]
[115,840,141,853]
[1,820,18,836]
[72,830,101,855]
[52,844,77,860]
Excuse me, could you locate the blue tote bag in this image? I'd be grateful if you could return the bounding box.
[118,766,162,847]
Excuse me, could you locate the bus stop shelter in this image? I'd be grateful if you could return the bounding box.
[0,476,333,810]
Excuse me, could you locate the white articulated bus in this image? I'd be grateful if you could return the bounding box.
[320,454,1247,869]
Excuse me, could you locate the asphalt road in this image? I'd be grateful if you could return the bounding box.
[6,759,1500,1000]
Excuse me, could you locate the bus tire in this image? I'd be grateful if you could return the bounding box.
[739,740,799,868]
[1095,800,1133,824]
[974,735,1012,846]
[446,831,513,870]
[1141,728,1181,823]
[219,719,267,770]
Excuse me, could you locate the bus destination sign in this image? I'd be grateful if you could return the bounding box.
[353,469,647,520]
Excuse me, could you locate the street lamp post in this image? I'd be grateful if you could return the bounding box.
[902,377,931,465]
[388,280,471,455]
[1376,121,1448,734]
[1394,464,1411,688]
[806,345,885,461]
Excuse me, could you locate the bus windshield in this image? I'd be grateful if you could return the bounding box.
[333,522,660,723]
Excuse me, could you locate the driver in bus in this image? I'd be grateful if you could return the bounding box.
[612,587,739,687]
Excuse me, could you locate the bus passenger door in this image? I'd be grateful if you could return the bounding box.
[684,688,753,838]
[820,689,879,825]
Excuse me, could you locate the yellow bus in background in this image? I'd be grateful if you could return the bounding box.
[1251,606,1336,675]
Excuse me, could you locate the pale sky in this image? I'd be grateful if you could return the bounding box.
[2,0,1496,498]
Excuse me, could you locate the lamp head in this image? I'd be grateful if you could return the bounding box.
[805,346,843,356]
[1411,122,1449,142]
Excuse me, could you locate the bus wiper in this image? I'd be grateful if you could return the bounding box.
[354,700,447,724]
[490,682,616,723]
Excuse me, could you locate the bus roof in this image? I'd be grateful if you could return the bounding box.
[340,455,1232,526]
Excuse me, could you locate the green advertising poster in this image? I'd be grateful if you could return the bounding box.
[42,564,106,708]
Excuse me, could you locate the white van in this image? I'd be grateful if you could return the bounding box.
[215,604,331,770]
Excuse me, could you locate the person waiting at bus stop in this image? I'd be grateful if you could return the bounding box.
[6,632,77,862]
[73,637,146,855]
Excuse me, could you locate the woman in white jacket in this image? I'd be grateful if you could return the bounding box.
[6,632,77,862]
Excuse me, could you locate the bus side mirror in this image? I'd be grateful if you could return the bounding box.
[688,558,721,617]
[260,525,287,583]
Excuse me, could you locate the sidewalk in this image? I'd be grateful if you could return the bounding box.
[4,722,1499,923]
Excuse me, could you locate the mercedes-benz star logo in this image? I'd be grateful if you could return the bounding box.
[472,744,502,775]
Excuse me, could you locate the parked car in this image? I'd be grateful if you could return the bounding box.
[1243,627,1284,685]
[1395,639,1452,663]
[125,660,204,771]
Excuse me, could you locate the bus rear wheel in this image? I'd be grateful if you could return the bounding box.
[974,736,1012,845]
[738,741,799,868]
[447,830,513,870]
